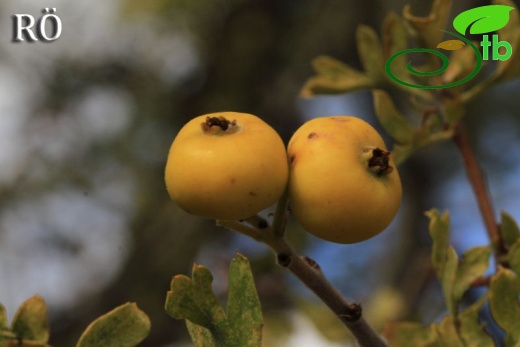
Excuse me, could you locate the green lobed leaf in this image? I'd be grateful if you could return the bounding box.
[426,209,451,273]
[381,12,411,86]
[165,255,264,347]
[226,253,263,347]
[453,246,491,302]
[186,320,217,347]
[435,316,464,347]
[458,294,495,347]
[299,56,372,97]
[383,322,439,347]
[403,0,453,51]
[453,5,515,35]
[311,55,364,79]
[500,211,520,247]
[442,248,459,317]
[508,240,520,276]
[165,264,228,330]
[372,89,415,145]
[76,302,150,347]
[11,295,49,343]
[425,209,458,316]
[356,25,386,82]
[489,267,520,346]
[381,12,408,59]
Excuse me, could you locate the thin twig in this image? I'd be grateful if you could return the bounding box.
[221,191,388,347]
[271,186,289,238]
[452,122,505,260]
[264,235,388,347]
[216,220,264,242]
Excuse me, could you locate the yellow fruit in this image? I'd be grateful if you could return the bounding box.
[288,116,402,244]
[165,112,288,220]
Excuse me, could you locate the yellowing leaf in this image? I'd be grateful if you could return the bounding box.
[11,295,49,343]
[500,211,520,247]
[425,210,458,316]
[165,254,263,347]
[300,56,372,97]
[489,267,520,346]
[357,25,386,82]
[403,0,453,50]
[372,89,415,145]
[76,303,150,347]
[453,246,491,302]
[436,40,465,50]
[459,294,495,347]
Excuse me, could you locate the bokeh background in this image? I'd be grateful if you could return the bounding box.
[0,0,519,346]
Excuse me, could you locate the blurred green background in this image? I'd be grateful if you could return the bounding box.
[0,0,519,346]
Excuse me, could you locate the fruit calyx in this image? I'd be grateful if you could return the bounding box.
[367,147,393,177]
[201,116,237,134]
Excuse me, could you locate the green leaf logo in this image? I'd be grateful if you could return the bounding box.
[453,5,515,35]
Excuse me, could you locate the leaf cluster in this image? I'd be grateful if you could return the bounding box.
[0,297,150,347]
[384,211,520,346]
[165,253,263,347]
[301,0,520,164]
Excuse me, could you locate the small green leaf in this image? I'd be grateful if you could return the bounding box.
[382,12,408,59]
[227,253,263,347]
[435,316,464,347]
[311,55,363,79]
[489,267,520,346]
[76,302,150,347]
[403,0,453,50]
[425,210,458,316]
[458,294,495,347]
[356,25,385,82]
[372,89,415,145]
[442,248,459,317]
[453,5,515,35]
[426,210,451,272]
[300,56,372,97]
[453,246,491,302]
[165,264,227,330]
[11,295,49,343]
[165,255,264,347]
[500,211,520,247]
[508,240,520,276]
[383,322,438,347]
[186,320,217,347]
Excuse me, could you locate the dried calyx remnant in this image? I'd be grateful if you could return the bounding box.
[368,147,393,177]
[201,116,237,133]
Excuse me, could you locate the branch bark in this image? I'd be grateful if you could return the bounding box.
[266,236,388,347]
[452,122,505,259]
[219,193,388,347]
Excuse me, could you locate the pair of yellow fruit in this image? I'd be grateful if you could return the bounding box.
[165,112,402,244]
